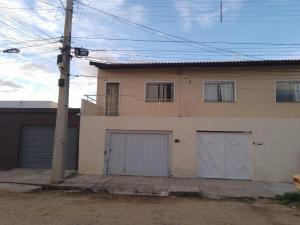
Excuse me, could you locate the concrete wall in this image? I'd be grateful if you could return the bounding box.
[81,99,104,116]
[79,116,300,182]
[94,66,300,118]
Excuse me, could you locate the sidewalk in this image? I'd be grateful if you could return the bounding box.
[0,169,74,192]
[0,168,74,185]
[62,174,297,199]
[0,169,297,199]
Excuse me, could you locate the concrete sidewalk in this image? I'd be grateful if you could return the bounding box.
[0,169,297,199]
[62,174,297,199]
[0,169,74,185]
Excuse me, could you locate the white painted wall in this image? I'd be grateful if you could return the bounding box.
[79,116,300,182]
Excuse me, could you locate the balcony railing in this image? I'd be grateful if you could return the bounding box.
[82,95,183,117]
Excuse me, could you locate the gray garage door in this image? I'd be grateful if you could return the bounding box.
[19,126,78,170]
[106,132,170,177]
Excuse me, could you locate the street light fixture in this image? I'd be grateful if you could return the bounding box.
[2,48,20,53]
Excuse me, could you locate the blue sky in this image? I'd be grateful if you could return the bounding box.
[0,0,300,107]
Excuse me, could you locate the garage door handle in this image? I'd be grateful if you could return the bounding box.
[105,149,112,155]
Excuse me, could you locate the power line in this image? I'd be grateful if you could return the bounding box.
[72,0,300,24]
[0,37,61,47]
[0,3,60,47]
[82,1,300,6]
[25,56,58,99]
[59,0,66,10]
[0,7,61,11]
[85,49,300,58]
[70,74,98,78]
[36,0,62,9]
[0,19,32,40]
[0,8,51,40]
[72,36,300,46]
[17,41,60,49]
[73,0,257,60]
[75,8,300,15]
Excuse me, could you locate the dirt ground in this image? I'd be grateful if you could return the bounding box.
[0,191,299,225]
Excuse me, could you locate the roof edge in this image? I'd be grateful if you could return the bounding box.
[90,59,300,69]
[0,108,80,113]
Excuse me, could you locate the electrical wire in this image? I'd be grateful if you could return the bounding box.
[17,41,60,49]
[0,3,61,48]
[59,0,66,10]
[73,0,258,60]
[0,37,61,47]
[25,56,59,99]
[85,49,300,58]
[72,36,300,46]
[0,9,51,41]
[72,0,300,24]
[36,0,62,9]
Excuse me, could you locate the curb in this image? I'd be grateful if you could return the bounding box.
[0,181,280,199]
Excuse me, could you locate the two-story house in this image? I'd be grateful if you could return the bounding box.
[78,59,300,182]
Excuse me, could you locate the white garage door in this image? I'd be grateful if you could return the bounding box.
[197,132,251,180]
[106,132,170,177]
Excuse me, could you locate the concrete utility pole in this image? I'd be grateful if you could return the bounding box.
[51,0,74,184]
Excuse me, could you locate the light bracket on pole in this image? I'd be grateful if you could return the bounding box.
[74,47,89,57]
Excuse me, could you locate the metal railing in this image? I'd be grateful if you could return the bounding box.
[83,95,139,116]
[83,95,183,117]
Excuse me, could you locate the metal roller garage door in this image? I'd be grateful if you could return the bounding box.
[19,126,78,170]
[197,132,251,180]
[106,132,170,177]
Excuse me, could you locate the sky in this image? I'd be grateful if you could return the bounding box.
[0,0,300,107]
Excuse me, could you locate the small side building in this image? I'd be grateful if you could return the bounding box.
[0,101,80,170]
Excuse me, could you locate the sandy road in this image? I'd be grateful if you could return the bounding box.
[0,191,299,225]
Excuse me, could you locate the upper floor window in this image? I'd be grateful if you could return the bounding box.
[204,81,235,102]
[145,82,174,102]
[276,81,300,103]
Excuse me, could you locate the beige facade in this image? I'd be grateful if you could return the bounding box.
[79,63,300,182]
[93,65,300,118]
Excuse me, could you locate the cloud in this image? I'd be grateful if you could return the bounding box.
[174,0,244,30]
[69,58,98,107]
[0,0,61,40]
[0,79,22,93]
[0,0,146,107]
[129,5,145,22]
[0,54,59,101]
[75,0,145,23]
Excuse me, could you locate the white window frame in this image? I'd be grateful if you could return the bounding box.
[144,81,176,102]
[275,80,300,103]
[203,80,236,103]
